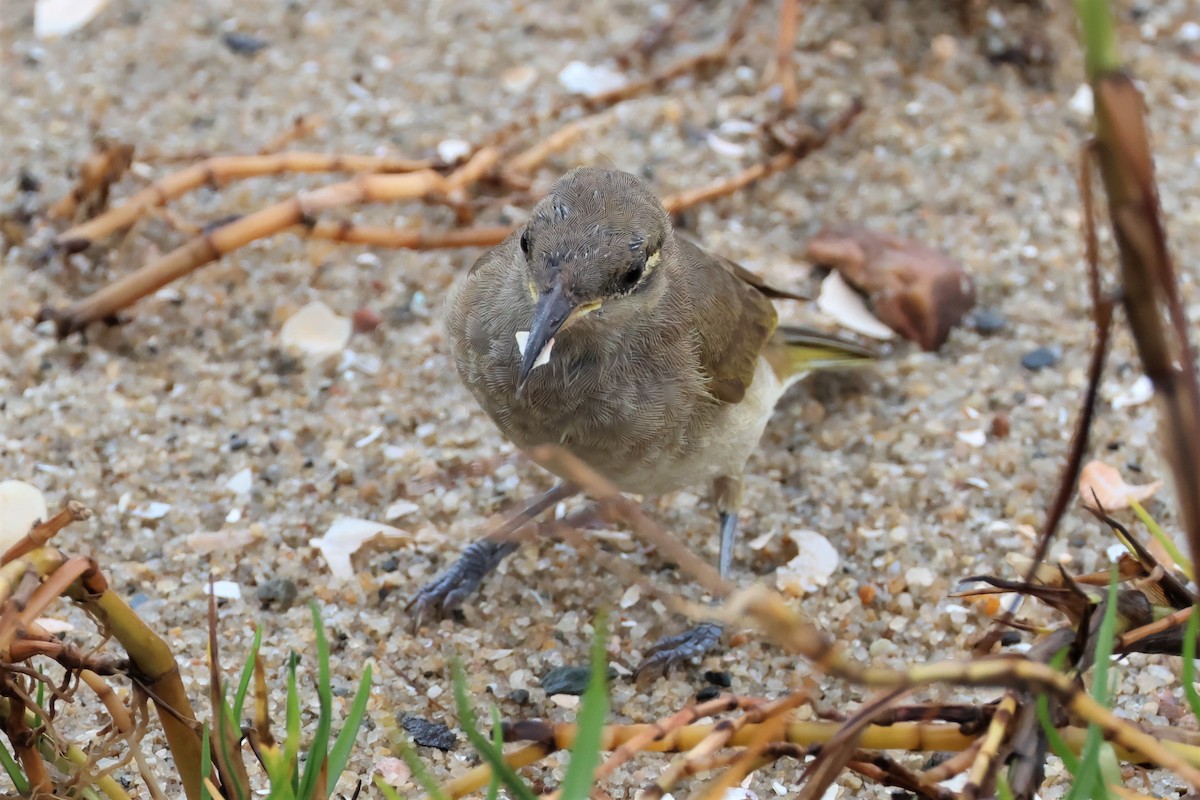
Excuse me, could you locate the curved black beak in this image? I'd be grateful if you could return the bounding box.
[517,282,576,394]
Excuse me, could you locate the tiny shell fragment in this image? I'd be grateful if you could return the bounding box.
[515,330,554,370]
[35,0,109,38]
[1111,375,1154,409]
[1078,461,1162,511]
[816,272,895,340]
[309,517,407,580]
[280,301,352,357]
[557,61,626,97]
[0,480,48,550]
[775,530,839,596]
[807,226,975,351]
[374,756,411,788]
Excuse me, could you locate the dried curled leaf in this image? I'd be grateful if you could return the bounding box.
[806,225,975,351]
[1078,460,1162,511]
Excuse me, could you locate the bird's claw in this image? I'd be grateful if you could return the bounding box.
[634,621,723,681]
[406,539,518,630]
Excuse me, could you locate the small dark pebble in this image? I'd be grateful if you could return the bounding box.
[541,665,612,695]
[971,308,1007,335]
[507,689,531,705]
[1021,345,1060,371]
[17,169,41,193]
[222,32,270,56]
[1127,461,1143,473]
[1000,631,1022,647]
[229,434,249,452]
[402,715,457,750]
[703,670,732,688]
[256,577,298,609]
[379,555,400,572]
[696,686,721,702]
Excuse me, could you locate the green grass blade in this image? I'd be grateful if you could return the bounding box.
[1129,499,1195,580]
[1066,568,1121,800]
[285,651,302,793]
[486,706,503,800]
[1182,605,1200,722]
[233,627,264,724]
[394,735,450,800]
[996,771,1015,800]
[1,740,30,795]
[452,661,538,800]
[1075,0,1121,80]
[298,602,334,798]
[327,664,373,782]
[200,724,212,800]
[559,612,609,800]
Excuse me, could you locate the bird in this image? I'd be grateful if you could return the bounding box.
[410,166,874,675]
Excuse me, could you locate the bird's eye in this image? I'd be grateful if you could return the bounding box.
[620,260,644,291]
[519,228,531,256]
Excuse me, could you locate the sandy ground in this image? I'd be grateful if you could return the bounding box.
[3,0,1200,796]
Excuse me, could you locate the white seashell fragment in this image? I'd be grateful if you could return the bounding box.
[775,530,839,596]
[0,480,48,551]
[515,330,554,370]
[309,518,406,580]
[816,272,895,340]
[35,0,109,38]
[280,301,352,357]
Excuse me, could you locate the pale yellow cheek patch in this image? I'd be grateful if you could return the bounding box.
[515,330,555,371]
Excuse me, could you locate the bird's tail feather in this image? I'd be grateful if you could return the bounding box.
[765,325,877,384]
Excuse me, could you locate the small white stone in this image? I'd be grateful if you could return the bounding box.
[1069,84,1094,116]
[132,501,172,520]
[208,580,241,600]
[501,65,537,93]
[1111,375,1154,409]
[385,499,420,521]
[226,468,253,496]
[956,428,986,448]
[0,480,49,550]
[905,566,935,588]
[706,133,745,158]
[619,584,641,609]
[225,507,243,524]
[426,684,444,700]
[1180,21,1200,42]
[279,301,352,358]
[557,61,626,97]
[549,693,580,709]
[436,138,471,164]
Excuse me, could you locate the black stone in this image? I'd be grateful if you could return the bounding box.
[971,308,1007,335]
[703,670,732,688]
[222,32,269,56]
[696,686,721,702]
[256,577,298,609]
[1021,346,1060,371]
[540,665,592,696]
[401,715,457,750]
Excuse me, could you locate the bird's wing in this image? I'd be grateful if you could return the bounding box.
[675,236,783,404]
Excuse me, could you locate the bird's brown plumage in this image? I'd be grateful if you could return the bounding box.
[445,167,870,496]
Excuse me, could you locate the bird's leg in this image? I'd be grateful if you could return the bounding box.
[712,474,744,581]
[633,475,744,680]
[407,482,578,627]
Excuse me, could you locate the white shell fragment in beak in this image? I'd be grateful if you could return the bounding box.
[515,330,555,371]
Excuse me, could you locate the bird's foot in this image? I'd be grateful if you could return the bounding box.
[634,621,723,681]
[406,539,518,629]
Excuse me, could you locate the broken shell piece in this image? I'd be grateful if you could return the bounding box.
[807,226,975,351]
[1110,375,1154,409]
[816,272,895,340]
[1078,461,1162,511]
[0,480,49,551]
[35,0,109,38]
[309,517,407,580]
[775,530,839,596]
[280,301,352,357]
[515,330,555,370]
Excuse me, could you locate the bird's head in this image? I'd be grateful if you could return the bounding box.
[514,167,672,391]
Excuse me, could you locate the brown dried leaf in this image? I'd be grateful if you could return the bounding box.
[806,225,975,351]
[1078,460,1163,511]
